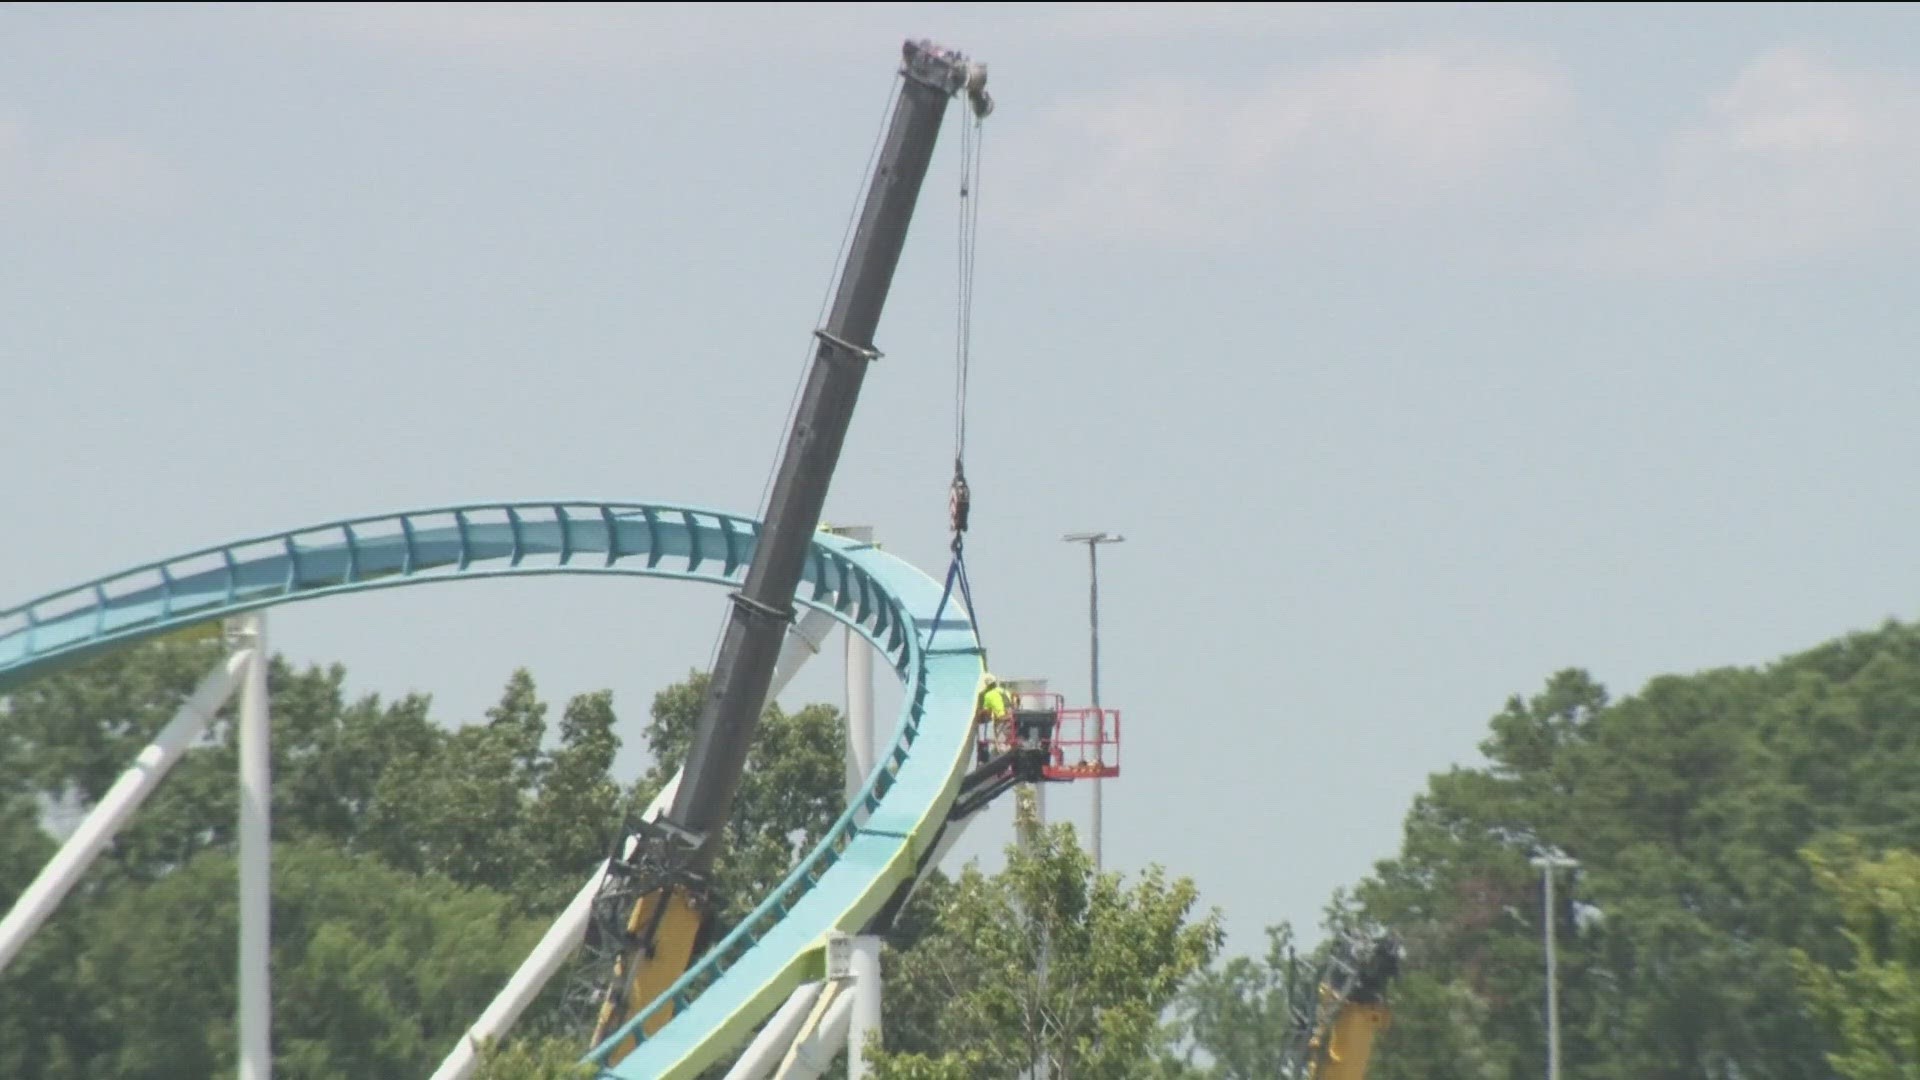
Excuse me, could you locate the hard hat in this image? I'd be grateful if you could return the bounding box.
[982,673,998,687]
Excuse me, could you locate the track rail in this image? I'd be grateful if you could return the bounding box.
[0,499,985,1078]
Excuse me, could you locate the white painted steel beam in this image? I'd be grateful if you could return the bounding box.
[722,981,826,1080]
[237,614,272,1080]
[773,983,854,1080]
[428,860,613,1080]
[0,644,250,974]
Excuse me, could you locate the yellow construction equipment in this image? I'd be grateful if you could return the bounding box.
[1299,931,1401,1080]
[590,886,706,1059]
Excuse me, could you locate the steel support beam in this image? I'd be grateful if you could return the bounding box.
[0,643,250,974]
[237,613,272,1080]
[722,982,826,1080]
[848,936,882,1078]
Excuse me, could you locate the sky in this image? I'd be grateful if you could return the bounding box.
[7,2,1920,958]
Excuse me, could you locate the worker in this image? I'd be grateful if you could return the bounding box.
[976,673,1015,753]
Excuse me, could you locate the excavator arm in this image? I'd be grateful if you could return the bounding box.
[1299,930,1401,1080]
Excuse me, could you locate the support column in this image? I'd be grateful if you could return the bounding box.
[1004,679,1049,832]
[237,614,272,1080]
[827,526,879,1080]
[848,935,883,1078]
[430,862,612,1080]
[775,983,854,1080]
[723,981,826,1080]
[0,645,249,974]
[846,631,875,801]
[828,525,876,803]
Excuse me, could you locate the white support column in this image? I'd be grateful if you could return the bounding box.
[723,981,826,1080]
[430,861,612,1080]
[1004,679,1050,832]
[827,525,876,804]
[0,644,249,975]
[847,936,882,1078]
[774,985,854,1080]
[846,630,875,802]
[770,608,837,706]
[237,613,272,1080]
[826,526,881,1080]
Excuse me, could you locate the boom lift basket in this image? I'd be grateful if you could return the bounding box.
[975,688,1121,782]
[1045,706,1120,780]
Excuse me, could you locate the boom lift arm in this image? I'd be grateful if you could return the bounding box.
[588,39,992,1057]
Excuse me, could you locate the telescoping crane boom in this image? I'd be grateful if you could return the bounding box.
[587,39,993,1060]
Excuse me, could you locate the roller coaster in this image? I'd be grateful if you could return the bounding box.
[0,35,1110,1080]
[0,500,1002,1078]
[0,37,1392,1080]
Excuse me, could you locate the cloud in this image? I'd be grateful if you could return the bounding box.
[0,118,181,216]
[996,45,1574,248]
[1581,48,1920,274]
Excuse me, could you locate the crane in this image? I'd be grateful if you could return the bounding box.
[585,39,993,1062]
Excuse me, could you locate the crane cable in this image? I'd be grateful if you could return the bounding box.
[930,112,986,658]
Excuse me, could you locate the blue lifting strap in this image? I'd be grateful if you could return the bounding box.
[926,538,985,665]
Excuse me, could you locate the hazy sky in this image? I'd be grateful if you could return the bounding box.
[7,2,1920,956]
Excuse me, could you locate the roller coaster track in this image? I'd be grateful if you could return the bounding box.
[0,499,985,1078]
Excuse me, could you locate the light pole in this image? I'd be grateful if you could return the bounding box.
[1062,531,1123,871]
[1530,852,1578,1080]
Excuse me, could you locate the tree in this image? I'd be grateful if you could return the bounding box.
[1164,923,1315,1079]
[0,641,649,1075]
[473,1034,598,1080]
[71,838,547,1080]
[0,793,93,1080]
[871,791,1224,1079]
[2,640,1219,1079]
[1331,620,1920,1079]
[1793,837,1920,1080]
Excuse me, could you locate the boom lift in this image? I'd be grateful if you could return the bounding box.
[585,40,993,1061]
[950,686,1120,819]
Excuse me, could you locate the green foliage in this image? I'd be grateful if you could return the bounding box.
[26,610,1920,1080]
[81,839,546,1080]
[365,669,625,911]
[473,1033,598,1079]
[1164,923,1315,1079]
[0,640,881,1076]
[871,791,1224,1079]
[0,793,91,1080]
[1332,620,1920,1079]
[1793,838,1920,1079]
[0,640,632,1076]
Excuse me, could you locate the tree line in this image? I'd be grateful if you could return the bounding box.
[7,618,1920,1077]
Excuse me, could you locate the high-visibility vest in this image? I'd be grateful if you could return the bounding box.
[981,686,1013,720]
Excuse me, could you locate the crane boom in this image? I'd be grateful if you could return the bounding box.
[675,48,975,841]
[588,39,991,1058]
[671,40,986,850]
